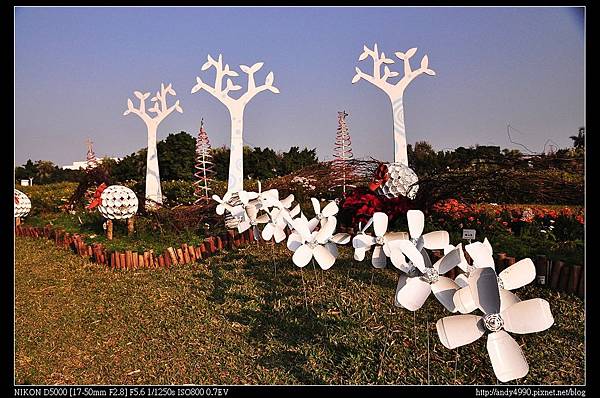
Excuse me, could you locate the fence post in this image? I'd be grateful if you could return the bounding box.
[550,260,565,290]
[534,255,549,286]
[558,264,570,292]
[568,265,582,295]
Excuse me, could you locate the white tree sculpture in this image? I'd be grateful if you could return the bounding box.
[123,83,183,209]
[352,44,436,166]
[191,54,279,194]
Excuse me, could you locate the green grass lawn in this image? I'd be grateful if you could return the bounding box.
[14,236,585,385]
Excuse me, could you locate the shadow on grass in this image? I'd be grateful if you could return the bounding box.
[210,251,367,384]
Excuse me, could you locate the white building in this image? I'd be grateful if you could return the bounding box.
[62,157,121,170]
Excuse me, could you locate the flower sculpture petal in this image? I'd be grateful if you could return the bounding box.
[351,212,408,269]
[308,197,339,231]
[453,240,536,314]
[290,216,338,270]
[437,268,554,382]
[394,246,462,311]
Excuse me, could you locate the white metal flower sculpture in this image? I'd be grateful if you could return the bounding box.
[288,216,338,270]
[351,212,408,268]
[262,204,300,243]
[308,197,339,231]
[453,240,536,313]
[436,267,554,382]
[393,246,463,311]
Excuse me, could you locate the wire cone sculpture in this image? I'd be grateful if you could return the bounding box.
[331,111,355,195]
[86,138,98,170]
[193,119,215,204]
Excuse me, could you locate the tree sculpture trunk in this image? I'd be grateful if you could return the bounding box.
[145,125,163,207]
[391,95,408,166]
[227,106,245,193]
[191,55,279,196]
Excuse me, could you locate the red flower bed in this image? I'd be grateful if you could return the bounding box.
[339,187,411,228]
[432,199,584,223]
[431,199,584,240]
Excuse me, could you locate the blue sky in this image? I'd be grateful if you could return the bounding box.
[15,7,584,166]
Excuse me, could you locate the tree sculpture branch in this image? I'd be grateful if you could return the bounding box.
[352,43,436,96]
[123,83,183,126]
[191,53,279,110]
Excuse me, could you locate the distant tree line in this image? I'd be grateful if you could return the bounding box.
[15,131,320,185]
[14,159,82,184]
[15,128,584,186]
[407,137,584,178]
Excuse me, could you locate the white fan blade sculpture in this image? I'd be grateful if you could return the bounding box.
[454,239,536,314]
[394,246,463,311]
[352,218,374,261]
[279,194,295,209]
[212,193,235,215]
[404,209,450,251]
[288,216,338,270]
[351,212,408,269]
[237,204,270,240]
[436,267,554,382]
[262,205,298,243]
[325,231,351,258]
[308,198,339,231]
[393,209,451,275]
[253,181,280,209]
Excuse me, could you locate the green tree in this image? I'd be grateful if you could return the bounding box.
[15,159,37,181]
[245,147,279,180]
[34,160,56,184]
[280,147,318,175]
[157,131,196,181]
[408,141,439,175]
[112,150,146,182]
[211,146,230,181]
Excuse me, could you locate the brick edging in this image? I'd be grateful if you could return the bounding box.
[14,225,584,299]
[14,224,258,270]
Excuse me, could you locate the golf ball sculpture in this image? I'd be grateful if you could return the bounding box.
[376,162,419,199]
[97,185,138,220]
[14,189,32,218]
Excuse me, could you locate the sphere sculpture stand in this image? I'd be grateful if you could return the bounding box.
[91,185,139,241]
[106,220,113,240]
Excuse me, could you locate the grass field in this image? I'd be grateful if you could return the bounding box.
[14,236,585,385]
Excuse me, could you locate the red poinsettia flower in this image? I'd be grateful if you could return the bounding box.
[339,186,411,228]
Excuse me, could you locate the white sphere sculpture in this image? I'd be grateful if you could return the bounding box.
[376,162,419,199]
[14,189,32,218]
[97,185,138,220]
